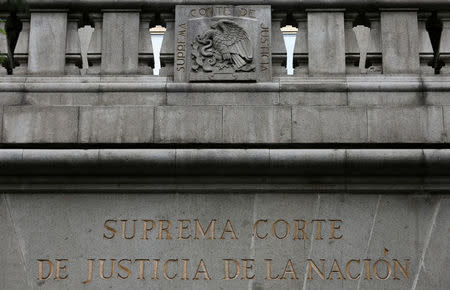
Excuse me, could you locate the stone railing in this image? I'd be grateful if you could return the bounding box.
[0,1,449,77]
[0,1,449,145]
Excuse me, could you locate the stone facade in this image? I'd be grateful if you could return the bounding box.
[0,1,449,289]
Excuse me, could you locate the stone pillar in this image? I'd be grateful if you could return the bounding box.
[28,10,68,74]
[272,12,287,77]
[293,13,308,75]
[101,10,140,74]
[381,9,420,74]
[307,9,346,75]
[159,13,174,77]
[138,13,155,75]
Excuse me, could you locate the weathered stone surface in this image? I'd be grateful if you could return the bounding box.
[358,195,442,290]
[292,107,368,143]
[368,106,444,142]
[15,16,30,56]
[0,194,29,290]
[303,194,382,289]
[348,92,422,106]
[155,106,223,143]
[1,3,450,290]
[0,16,7,57]
[98,92,166,106]
[2,106,78,143]
[25,93,99,106]
[168,92,279,105]
[223,106,291,143]
[28,11,68,74]
[79,106,154,143]
[0,92,23,105]
[65,14,81,55]
[280,92,347,106]
[88,13,102,54]
[414,197,450,290]
[307,11,346,75]
[0,193,446,289]
[101,11,140,74]
[138,14,154,54]
[381,10,420,74]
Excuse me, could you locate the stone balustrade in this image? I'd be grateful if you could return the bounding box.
[0,3,449,77]
[0,1,449,145]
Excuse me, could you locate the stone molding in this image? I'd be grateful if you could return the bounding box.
[1,1,449,10]
[0,76,449,93]
[0,149,449,192]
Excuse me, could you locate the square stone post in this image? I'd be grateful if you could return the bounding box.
[381,9,420,74]
[307,9,346,75]
[101,10,140,74]
[28,10,68,74]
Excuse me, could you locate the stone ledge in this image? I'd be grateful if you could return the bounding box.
[1,149,450,192]
[1,76,449,93]
[2,0,449,10]
[0,149,448,176]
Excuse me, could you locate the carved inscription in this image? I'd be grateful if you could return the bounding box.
[37,217,412,285]
[174,5,272,82]
[188,7,256,18]
[176,23,187,72]
[260,23,270,72]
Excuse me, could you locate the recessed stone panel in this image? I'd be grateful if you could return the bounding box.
[3,106,78,143]
[368,106,444,143]
[223,106,291,143]
[155,106,223,143]
[174,5,271,82]
[0,193,447,289]
[292,107,368,143]
[79,106,154,143]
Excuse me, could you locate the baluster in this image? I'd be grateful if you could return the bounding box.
[352,12,371,74]
[78,25,95,76]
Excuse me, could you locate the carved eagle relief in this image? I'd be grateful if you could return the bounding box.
[192,20,255,73]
